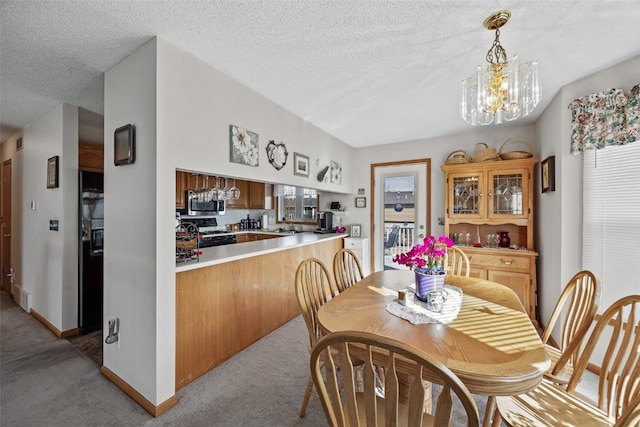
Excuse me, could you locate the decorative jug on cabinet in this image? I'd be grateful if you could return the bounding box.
[498,231,510,248]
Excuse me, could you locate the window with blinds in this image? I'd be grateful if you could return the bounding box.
[582,143,640,311]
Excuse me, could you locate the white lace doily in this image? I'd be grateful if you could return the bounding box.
[385,285,463,325]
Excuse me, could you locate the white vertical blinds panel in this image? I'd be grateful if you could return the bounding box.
[582,143,640,311]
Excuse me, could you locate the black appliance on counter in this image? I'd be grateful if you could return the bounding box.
[179,217,237,248]
[78,171,104,334]
[315,211,335,234]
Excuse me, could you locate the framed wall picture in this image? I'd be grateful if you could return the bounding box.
[114,124,135,166]
[293,152,310,177]
[541,156,555,193]
[47,156,59,188]
[350,224,362,237]
[355,196,366,208]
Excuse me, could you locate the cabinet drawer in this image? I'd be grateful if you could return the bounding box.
[343,238,363,250]
[469,253,531,271]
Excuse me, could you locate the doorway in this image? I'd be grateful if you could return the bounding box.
[1,159,11,293]
[371,159,431,272]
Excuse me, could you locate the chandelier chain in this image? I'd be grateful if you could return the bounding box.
[485,28,508,66]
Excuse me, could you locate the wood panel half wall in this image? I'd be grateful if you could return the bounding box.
[175,237,343,390]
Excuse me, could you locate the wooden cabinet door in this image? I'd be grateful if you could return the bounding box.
[488,270,532,317]
[487,168,530,220]
[447,171,484,219]
[79,142,104,172]
[186,173,200,190]
[468,267,486,279]
[226,180,249,208]
[249,182,266,209]
[176,171,187,209]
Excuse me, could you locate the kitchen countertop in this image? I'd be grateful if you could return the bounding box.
[176,231,346,272]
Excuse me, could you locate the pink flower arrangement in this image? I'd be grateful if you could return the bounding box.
[392,234,454,274]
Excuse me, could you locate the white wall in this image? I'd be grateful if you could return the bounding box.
[351,124,536,238]
[534,90,564,329]
[534,54,640,336]
[20,104,78,331]
[156,39,353,193]
[103,39,160,402]
[103,36,357,406]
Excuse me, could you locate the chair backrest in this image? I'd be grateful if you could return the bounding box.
[565,295,640,422]
[542,270,600,371]
[311,330,480,427]
[384,228,399,250]
[615,392,640,427]
[295,258,339,350]
[446,246,470,277]
[333,248,364,292]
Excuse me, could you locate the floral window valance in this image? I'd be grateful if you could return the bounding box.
[569,83,640,154]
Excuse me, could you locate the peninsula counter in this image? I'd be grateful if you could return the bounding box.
[175,232,345,390]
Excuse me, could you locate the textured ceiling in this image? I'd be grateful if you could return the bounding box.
[1,1,640,147]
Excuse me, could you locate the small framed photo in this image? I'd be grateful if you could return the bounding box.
[293,152,310,177]
[47,156,59,189]
[114,124,135,166]
[350,224,362,238]
[355,196,366,208]
[541,156,555,193]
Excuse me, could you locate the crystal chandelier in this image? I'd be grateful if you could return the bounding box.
[461,10,540,125]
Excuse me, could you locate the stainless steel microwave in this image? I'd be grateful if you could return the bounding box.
[187,190,225,216]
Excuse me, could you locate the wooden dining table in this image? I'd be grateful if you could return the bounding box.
[317,270,550,398]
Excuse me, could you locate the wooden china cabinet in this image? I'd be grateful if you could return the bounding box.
[442,157,539,326]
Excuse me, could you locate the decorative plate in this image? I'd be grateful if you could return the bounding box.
[266,140,288,170]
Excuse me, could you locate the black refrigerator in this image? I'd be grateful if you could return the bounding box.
[78,171,104,334]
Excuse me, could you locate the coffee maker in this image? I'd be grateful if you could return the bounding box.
[315,211,335,234]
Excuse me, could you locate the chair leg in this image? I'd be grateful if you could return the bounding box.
[483,395,497,427]
[491,411,502,427]
[299,374,314,418]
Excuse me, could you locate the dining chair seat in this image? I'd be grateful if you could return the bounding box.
[495,294,640,427]
[543,344,574,384]
[541,270,599,385]
[497,380,612,426]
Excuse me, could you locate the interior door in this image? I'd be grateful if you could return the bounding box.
[1,160,11,293]
[371,160,430,272]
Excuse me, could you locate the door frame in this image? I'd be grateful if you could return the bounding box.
[1,159,12,293]
[370,158,431,273]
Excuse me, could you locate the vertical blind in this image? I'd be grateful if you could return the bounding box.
[582,143,640,311]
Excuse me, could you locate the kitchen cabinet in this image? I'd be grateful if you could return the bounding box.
[226,180,272,210]
[442,157,538,325]
[224,179,249,208]
[237,233,280,243]
[176,172,222,209]
[176,173,273,210]
[249,182,273,209]
[343,237,370,276]
[176,171,187,209]
[176,171,207,209]
[79,142,104,172]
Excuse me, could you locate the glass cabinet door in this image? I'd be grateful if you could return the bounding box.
[489,170,528,218]
[449,173,482,218]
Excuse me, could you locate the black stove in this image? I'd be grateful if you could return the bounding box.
[198,233,236,248]
[177,216,236,248]
[199,229,230,235]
